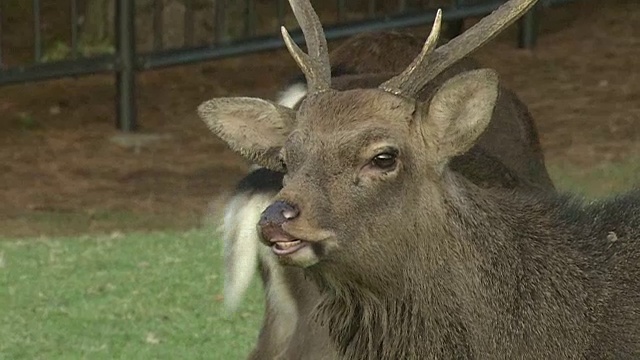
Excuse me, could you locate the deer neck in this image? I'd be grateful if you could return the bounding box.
[305,174,529,359]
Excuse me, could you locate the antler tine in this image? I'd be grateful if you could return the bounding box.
[380,0,539,97]
[281,26,320,89]
[379,9,442,96]
[281,0,331,94]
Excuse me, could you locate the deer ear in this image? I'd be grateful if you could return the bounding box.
[198,97,297,171]
[421,69,499,167]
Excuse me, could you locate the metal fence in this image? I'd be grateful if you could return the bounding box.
[0,0,574,132]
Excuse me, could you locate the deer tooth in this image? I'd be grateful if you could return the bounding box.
[275,240,302,250]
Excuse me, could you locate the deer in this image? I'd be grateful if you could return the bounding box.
[201,0,616,358]
[215,31,558,359]
[201,0,640,357]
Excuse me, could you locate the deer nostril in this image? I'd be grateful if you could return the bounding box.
[282,207,298,220]
[259,200,299,227]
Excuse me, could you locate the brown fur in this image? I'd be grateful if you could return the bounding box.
[308,185,640,359]
[215,31,558,360]
[203,58,640,357]
[244,79,639,358]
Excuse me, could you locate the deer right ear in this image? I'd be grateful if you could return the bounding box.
[421,69,499,169]
[198,97,297,172]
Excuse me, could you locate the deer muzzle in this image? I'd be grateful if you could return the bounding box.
[258,200,307,256]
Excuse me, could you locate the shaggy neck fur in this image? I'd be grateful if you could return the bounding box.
[307,172,619,360]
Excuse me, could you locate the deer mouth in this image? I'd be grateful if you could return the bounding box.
[260,224,309,256]
[271,238,308,256]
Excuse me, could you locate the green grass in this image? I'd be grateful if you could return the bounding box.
[0,229,264,360]
[1,209,201,239]
[547,157,640,198]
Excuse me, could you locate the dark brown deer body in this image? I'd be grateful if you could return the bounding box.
[198,0,640,358]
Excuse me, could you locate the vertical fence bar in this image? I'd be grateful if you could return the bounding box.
[215,0,227,43]
[0,0,3,65]
[153,0,164,50]
[337,0,345,22]
[368,0,376,16]
[276,0,285,29]
[184,0,194,46]
[33,0,42,62]
[243,0,249,37]
[398,0,407,13]
[115,0,137,131]
[518,2,539,49]
[71,0,79,58]
[249,0,256,36]
[445,0,465,39]
[243,0,256,37]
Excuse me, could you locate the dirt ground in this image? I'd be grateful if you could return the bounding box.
[1,0,638,238]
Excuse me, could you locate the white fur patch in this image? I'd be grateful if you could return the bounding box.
[222,193,274,312]
[276,82,307,109]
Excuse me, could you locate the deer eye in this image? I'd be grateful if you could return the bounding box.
[279,157,288,172]
[278,150,288,172]
[371,153,397,170]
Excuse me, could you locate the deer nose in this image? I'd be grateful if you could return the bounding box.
[259,200,299,227]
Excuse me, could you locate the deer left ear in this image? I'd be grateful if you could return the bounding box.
[198,97,297,171]
[420,69,499,168]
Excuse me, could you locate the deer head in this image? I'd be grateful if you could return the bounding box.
[199,0,538,280]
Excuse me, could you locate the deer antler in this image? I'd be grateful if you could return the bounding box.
[280,0,332,94]
[380,0,539,97]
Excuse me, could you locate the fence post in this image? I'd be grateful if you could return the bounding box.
[518,1,540,49]
[115,0,137,131]
[445,0,465,40]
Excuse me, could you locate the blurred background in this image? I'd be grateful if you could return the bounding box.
[0,0,638,358]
